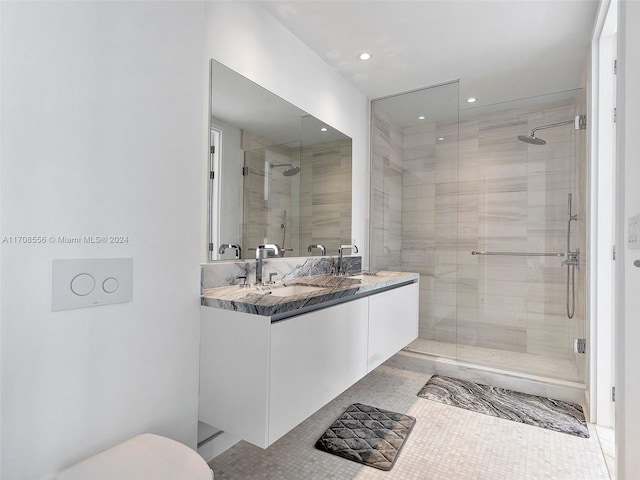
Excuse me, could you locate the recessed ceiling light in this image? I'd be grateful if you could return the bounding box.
[437,137,445,141]
[321,127,328,132]
[359,52,372,61]
[418,116,425,120]
[466,97,477,103]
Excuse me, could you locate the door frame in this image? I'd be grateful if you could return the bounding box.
[589,0,618,427]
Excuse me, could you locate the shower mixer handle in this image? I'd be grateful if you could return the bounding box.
[563,249,580,269]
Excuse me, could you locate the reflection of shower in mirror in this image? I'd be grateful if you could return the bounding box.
[281,210,287,257]
[270,163,301,176]
[209,60,353,261]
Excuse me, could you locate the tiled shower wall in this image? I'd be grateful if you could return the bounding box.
[299,139,352,256]
[371,93,587,368]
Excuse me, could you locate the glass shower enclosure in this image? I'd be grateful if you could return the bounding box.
[370,82,587,383]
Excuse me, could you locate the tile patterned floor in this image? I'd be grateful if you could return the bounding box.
[595,425,615,479]
[209,354,610,479]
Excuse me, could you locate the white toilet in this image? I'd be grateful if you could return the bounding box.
[55,433,214,480]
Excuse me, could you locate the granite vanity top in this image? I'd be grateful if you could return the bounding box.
[201,271,419,320]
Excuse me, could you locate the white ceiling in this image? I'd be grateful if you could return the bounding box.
[260,0,600,109]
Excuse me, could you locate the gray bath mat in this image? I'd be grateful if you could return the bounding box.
[315,403,416,470]
[417,375,589,438]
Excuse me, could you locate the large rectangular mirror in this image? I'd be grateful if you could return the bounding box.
[208,60,352,261]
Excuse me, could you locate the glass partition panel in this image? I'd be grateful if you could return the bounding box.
[370,81,460,359]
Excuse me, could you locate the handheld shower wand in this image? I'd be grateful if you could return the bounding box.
[563,193,579,319]
[280,210,287,257]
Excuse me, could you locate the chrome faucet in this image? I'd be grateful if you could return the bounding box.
[219,243,242,259]
[307,244,326,256]
[336,244,358,275]
[255,244,280,285]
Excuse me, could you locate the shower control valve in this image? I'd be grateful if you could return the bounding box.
[563,249,580,269]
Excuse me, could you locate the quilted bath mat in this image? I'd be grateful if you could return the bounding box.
[315,403,416,471]
[417,374,589,438]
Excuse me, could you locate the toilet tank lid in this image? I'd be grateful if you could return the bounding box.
[55,433,213,480]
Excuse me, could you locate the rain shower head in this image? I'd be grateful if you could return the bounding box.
[283,166,300,176]
[517,115,586,146]
[517,134,547,145]
[270,163,301,176]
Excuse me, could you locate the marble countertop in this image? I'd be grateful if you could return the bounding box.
[201,271,419,320]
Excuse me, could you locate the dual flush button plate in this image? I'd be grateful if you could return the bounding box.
[52,258,133,311]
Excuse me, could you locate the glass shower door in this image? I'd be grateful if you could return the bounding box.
[456,90,587,382]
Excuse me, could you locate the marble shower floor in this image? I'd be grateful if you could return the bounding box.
[208,353,609,480]
[405,338,581,382]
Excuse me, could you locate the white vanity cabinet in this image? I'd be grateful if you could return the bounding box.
[269,298,368,444]
[199,309,271,447]
[367,282,419,371]
[199,281,418,449]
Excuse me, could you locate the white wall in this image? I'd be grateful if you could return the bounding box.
[1,2,369,479]
[0,2,206,479]
[0,1,3,473]
[201,2,370,264]
[590,0,617,428]
[617,2,640,478]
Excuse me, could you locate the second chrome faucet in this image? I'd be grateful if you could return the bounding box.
[219,243,242,259]
[307,244,326,256]
[255,244,280,285]
[336,244,358,275]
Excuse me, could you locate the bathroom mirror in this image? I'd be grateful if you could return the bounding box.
[208,60,352,261]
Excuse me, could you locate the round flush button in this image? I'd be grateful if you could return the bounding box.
[102,277,119,294]
[70,273,96,296]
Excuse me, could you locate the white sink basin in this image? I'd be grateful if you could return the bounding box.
[266,285,325,297]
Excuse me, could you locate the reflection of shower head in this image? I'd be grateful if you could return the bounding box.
[517,134,546,145]
[270,163,300,176]
[517,115,586,146]
[283,166,300,176]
